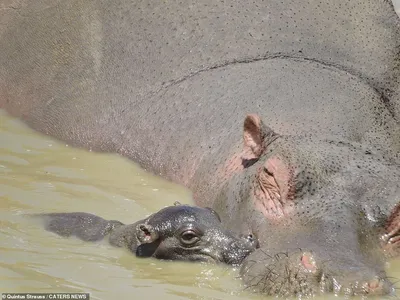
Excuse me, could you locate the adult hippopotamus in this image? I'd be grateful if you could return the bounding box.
[1,0,400,297]
[33,204,257,265]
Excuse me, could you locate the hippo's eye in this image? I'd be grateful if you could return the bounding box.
[263,167,273,176]
[180,230,200,246]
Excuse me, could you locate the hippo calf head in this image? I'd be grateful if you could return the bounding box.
[134,204,258,265]
[35,204,258,266]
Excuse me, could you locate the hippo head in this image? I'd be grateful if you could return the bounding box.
[133,204,258,265]
[218,114,400,297]
[236,114,399,221]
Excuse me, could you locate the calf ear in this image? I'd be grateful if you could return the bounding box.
[205,207,221,222]
[136,224,159,243]
[243,114,278,160]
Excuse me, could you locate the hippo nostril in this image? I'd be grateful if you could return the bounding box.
[367,279,380,291]
[300,252,317,273]
[364,278,391,295]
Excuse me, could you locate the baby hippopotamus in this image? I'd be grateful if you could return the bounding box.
[34,203,258,265]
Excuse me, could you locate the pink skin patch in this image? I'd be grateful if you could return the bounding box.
[215,145,252,183]
[301,252,318,273]
[381,203,400,257]
[243,114,265,159]
[253,156,295,220]
[215,114,296,220]
[180,152,206,186]
[385,203,400,234]
[218,155,243,181]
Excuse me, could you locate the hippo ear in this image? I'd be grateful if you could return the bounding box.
[243,114,278,160]
[136,224,159,244]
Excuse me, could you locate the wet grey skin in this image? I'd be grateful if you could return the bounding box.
[214,116,400,297]
[2,0,400,298]
[34,204,258,266]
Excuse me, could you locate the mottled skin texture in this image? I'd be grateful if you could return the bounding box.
[34,204,257,265]
[220,115,400,296]
[1,0,400,297]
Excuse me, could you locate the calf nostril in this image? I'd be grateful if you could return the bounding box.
[245,234,256,244]
[244,234,259,248]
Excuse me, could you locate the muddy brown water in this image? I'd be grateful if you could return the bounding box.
[1,109,400,300]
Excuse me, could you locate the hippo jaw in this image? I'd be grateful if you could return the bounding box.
[239,247,395,298]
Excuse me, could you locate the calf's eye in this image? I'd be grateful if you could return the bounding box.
[180,230,200,245]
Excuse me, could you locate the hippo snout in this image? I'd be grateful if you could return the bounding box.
[240,248,395,298]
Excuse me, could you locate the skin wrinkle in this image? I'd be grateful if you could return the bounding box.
[257,166,282,217]
[253,158,296,220]
[150,54,398,121]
